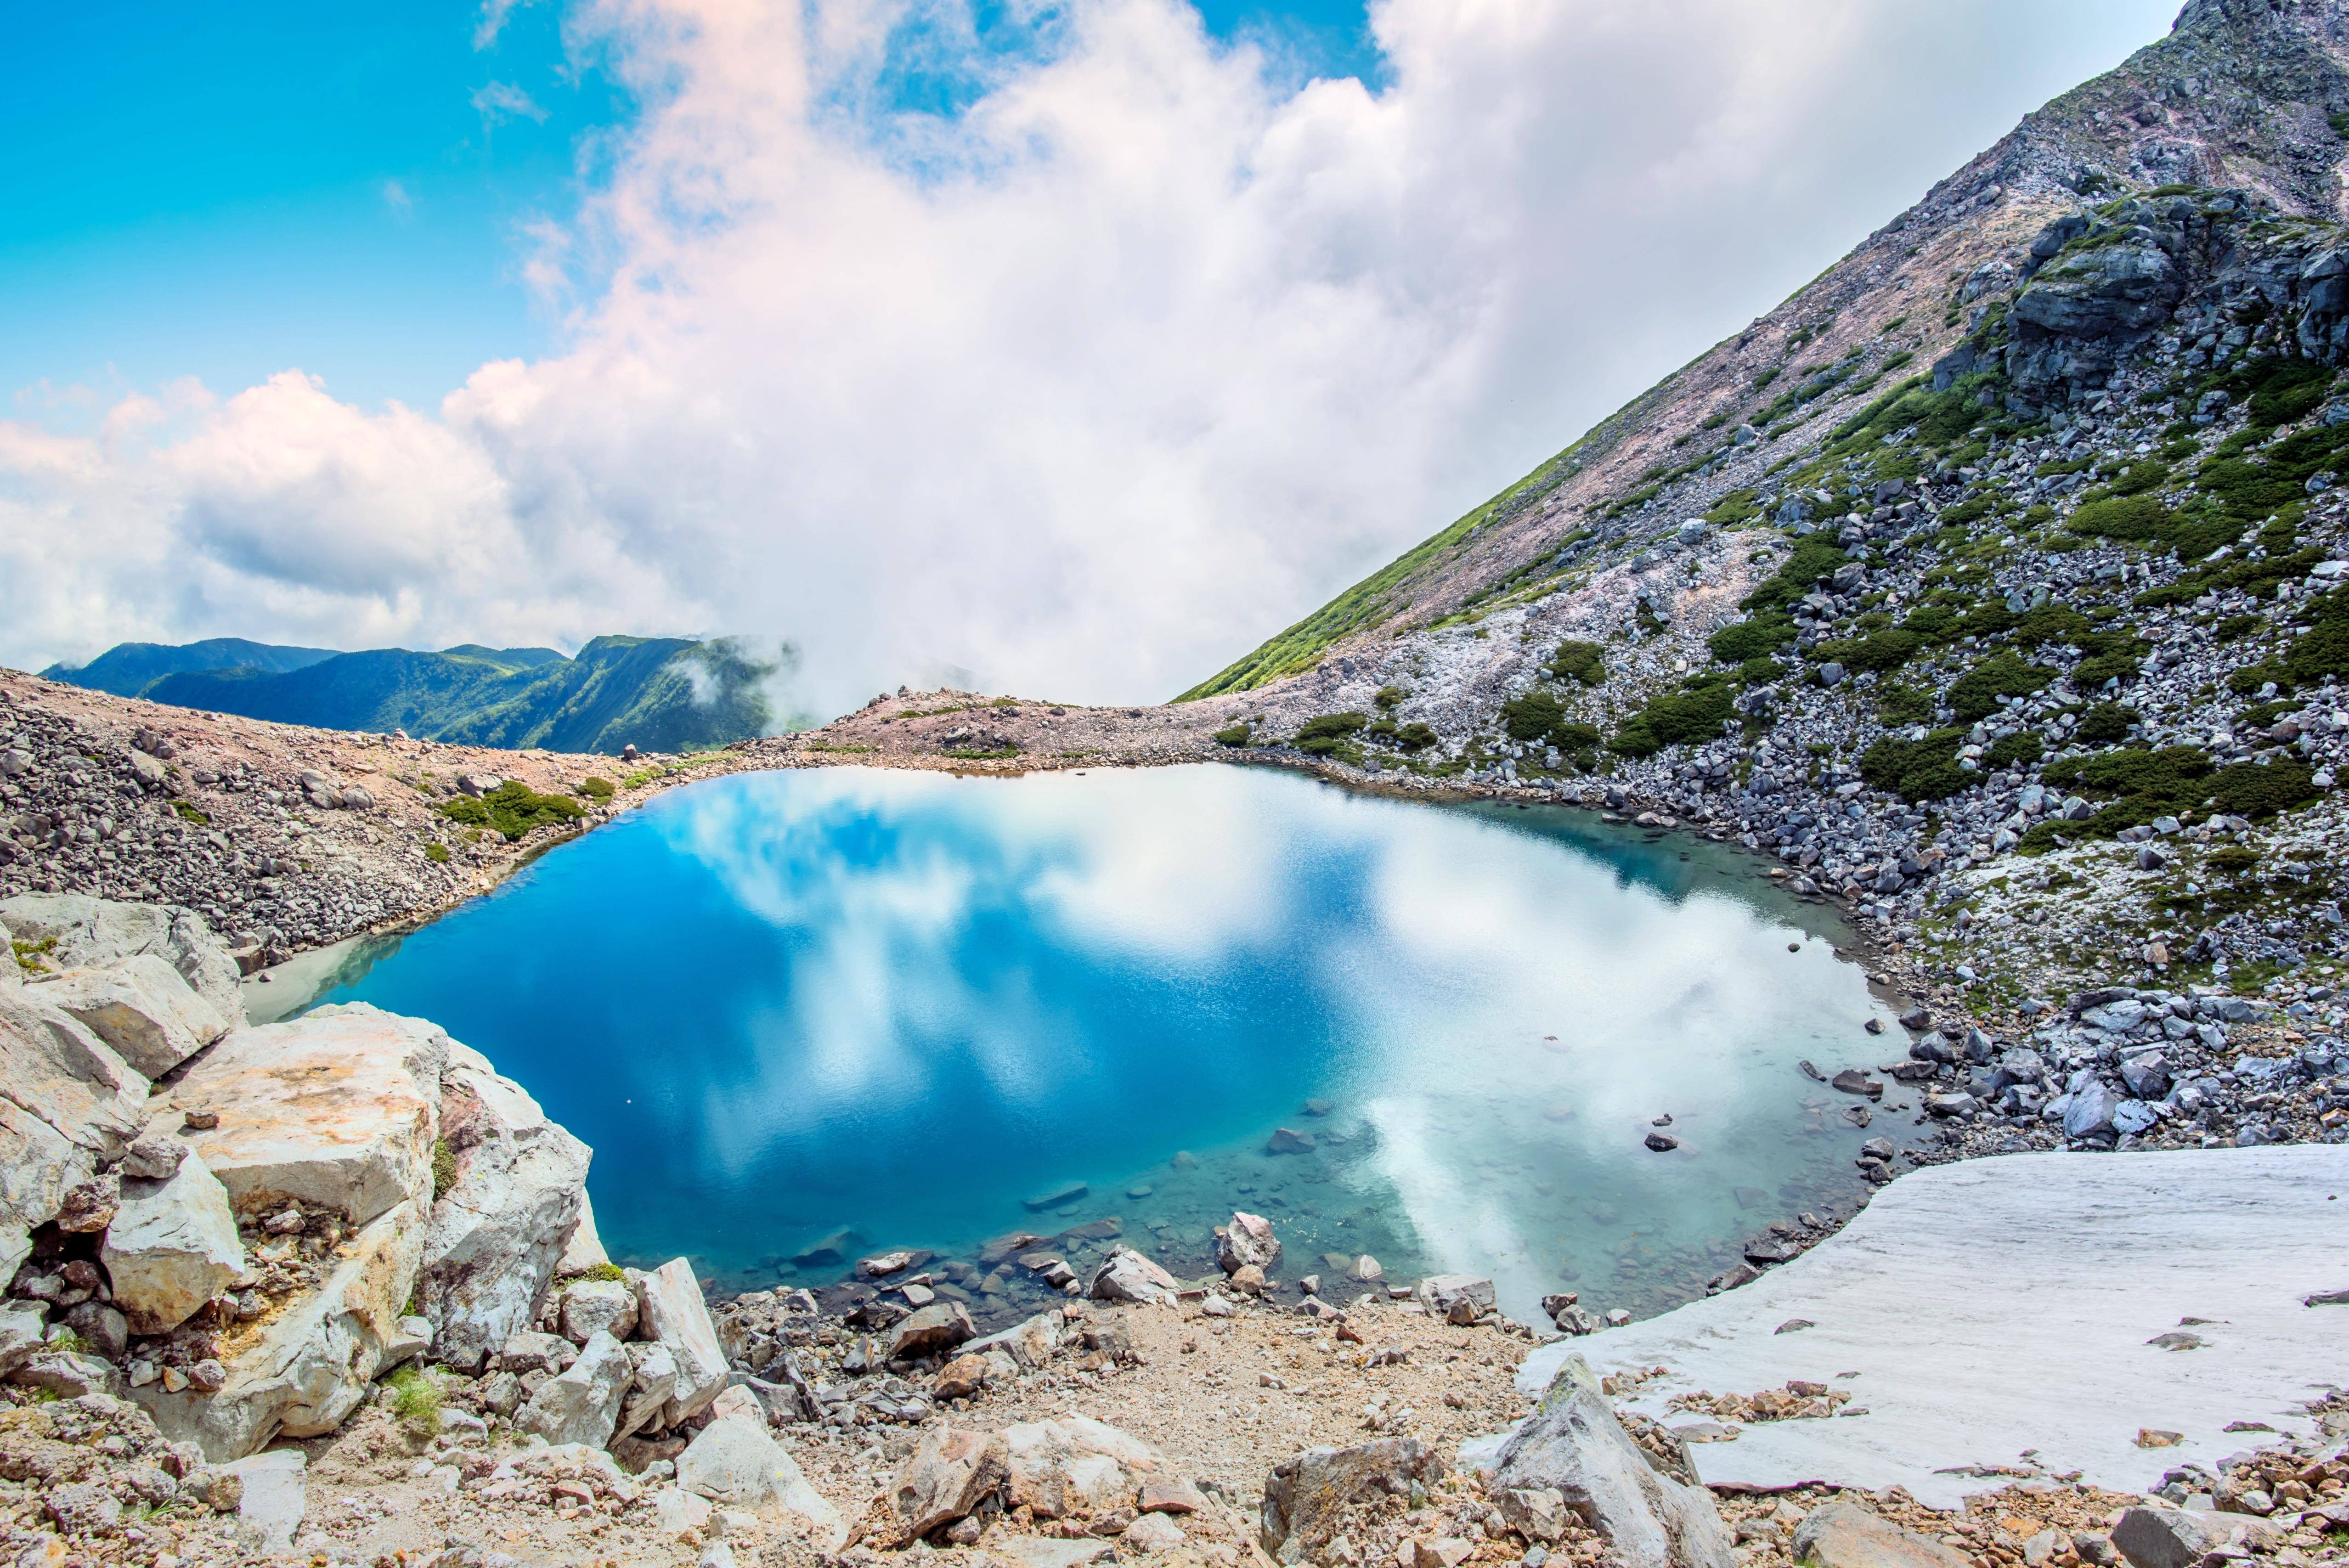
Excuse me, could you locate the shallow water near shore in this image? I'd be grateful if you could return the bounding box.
[303,763,1892,1326]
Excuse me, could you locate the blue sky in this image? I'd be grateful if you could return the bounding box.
[1,0,1376,417]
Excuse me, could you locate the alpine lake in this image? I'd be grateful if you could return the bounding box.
[283,763,1897,1330]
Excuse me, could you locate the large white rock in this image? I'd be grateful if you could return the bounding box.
[221,1449,307,1555]
[0,919,17,990]
[557,1189,611,1274]
[1491,1367,1733,1568]
[516,1329,632,1449]
[0,894,241,1021]
[101,1148,245,1334]
[1514,1145,2349,1507]
[677,1408,845,1545]
[33,954,227,1077]
[637,1258,730,1427]
[0,989,149,1280]
[130,1196,429,1460]
[160,1003,446,1224]
[417,1041,592,1368]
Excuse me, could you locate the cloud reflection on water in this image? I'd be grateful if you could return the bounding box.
[642,765,1872,1309]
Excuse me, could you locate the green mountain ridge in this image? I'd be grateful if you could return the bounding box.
[43,635,781,756]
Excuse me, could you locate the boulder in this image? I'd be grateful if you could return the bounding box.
[160,1004,447,1225]
[1091,1247,1179,1305]
[220,1450,307,1556]
[100,1148,245,1334]
[966,1310,1063,1371]
[557,1191,611,1274]
[516,1330,632,1449]
[1792,1503,1969,1568]
[888,1426,1009,1543]
[1260,1438,1447,1565]
[2111,1505,2278,1568]
[0,894,242,1021]
[889,1300,978,1359]
[0,1301,48,1376]
[0,989,150,1279]
[33,954,228,1077]
[637,1258,730,1427]
[1414,1275,1496,1322]
[619,1342,679,1440]
[1124,1512,1187,1551]
[416,1041,592,1369]
[129,1196,429,1460]
[1492,1363,1734,1568]
[1217,1212,1281,1274]
[560,1278,638,1345]
[677,1408,845,1544]
[1497,1487,1572,1544]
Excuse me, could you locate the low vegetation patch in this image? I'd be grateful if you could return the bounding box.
[1610,684,1734,757]
[436,781,587,842]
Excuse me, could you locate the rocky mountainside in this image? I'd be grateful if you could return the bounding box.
[44,635,782,758]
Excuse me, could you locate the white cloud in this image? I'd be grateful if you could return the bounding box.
[471,79,551,124]
[382,178,415,216]
[2,0,2180,709]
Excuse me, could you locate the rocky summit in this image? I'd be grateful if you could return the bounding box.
[12,4,2349,1568]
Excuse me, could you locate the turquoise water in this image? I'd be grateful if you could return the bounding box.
[305,764,1891,1325]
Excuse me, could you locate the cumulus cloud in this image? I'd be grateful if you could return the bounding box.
[2,0,2179,710]
[470,79,550,124]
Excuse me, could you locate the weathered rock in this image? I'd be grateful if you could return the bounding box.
[890,1300,978,1358]
[33,954,228,1077]
[888,1426,1009,1543]
[1217,1212,1282,1274]
[1091,1247,1179,1305]
[557,1190,611,1274]
[677,1408,844,1542]
[933,1353,989,1399]
[1414,1275,1496,1321]
[559,1277,638,1345]
[516,1330,632,1449]
[637,1258,730,1427]
[1498,1487,1572,1544]
[966,1310,1063,1371]
[1124,1512,1187,1551]
[497,1330,578,1375]
[619,1341,679,1440]
[160,1003,447,1224]
[2111,1505,2277,1568]
[0,894,242,1021]
[1143,1475,1209,1514]
[0,989,150,1279]
[417,1040,591,1369]
[1493,1362,1735,1568]
[101,1148,245,1334]
[129,1196,429,1460]
[0,1301,47,1376]
[1792,1503,1969,1568]
[221,1450,307,1556]
[1260,1437,1447,1565]
[118,1134,186,1181]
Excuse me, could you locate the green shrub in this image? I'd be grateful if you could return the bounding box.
[2208,845,2260,874]
[1546,641,1608,686]
[1741,536,1852,613]
[2243,361,2333,428]
[2022,745,2216,849]
[1373,685,1406,711]
[1937,496,1993,527]
[1213,724,1252,747]
[1609,685,1735,757]
[1876,684,1934,724]
[387,1365,444,1433]
[171,801,210,825]
[2068,494,2171,542]
[578,776,616,800]
[1502,691,1566,743]
[573,1261,627,1283]
[2072,651,2143,687]
[1392,722,1438,752]
[1707,617,1791,664]
[1858,728,1971,801]
[2284,589,2349,686]
[2207,760,2318,818]
[1986,731,2044,768]
[437,782,587,843]
[1293,713,1367,756]
[424,843,450,864]
[1947,655,2053,722]
[2010,605,2095,646]
[431,1139,457,1201]
[1808,628,1922,673]
[2213,614,2260,643]
[2072,703,2137,744]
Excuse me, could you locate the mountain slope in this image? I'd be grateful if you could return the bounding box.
[62,635,781,755]
[40,637,339,697]
[1186,0,2349,699]
[1163,0,2349,1074]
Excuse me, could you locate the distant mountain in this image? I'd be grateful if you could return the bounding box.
[47,635,780,755]
[41,637,339,697]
